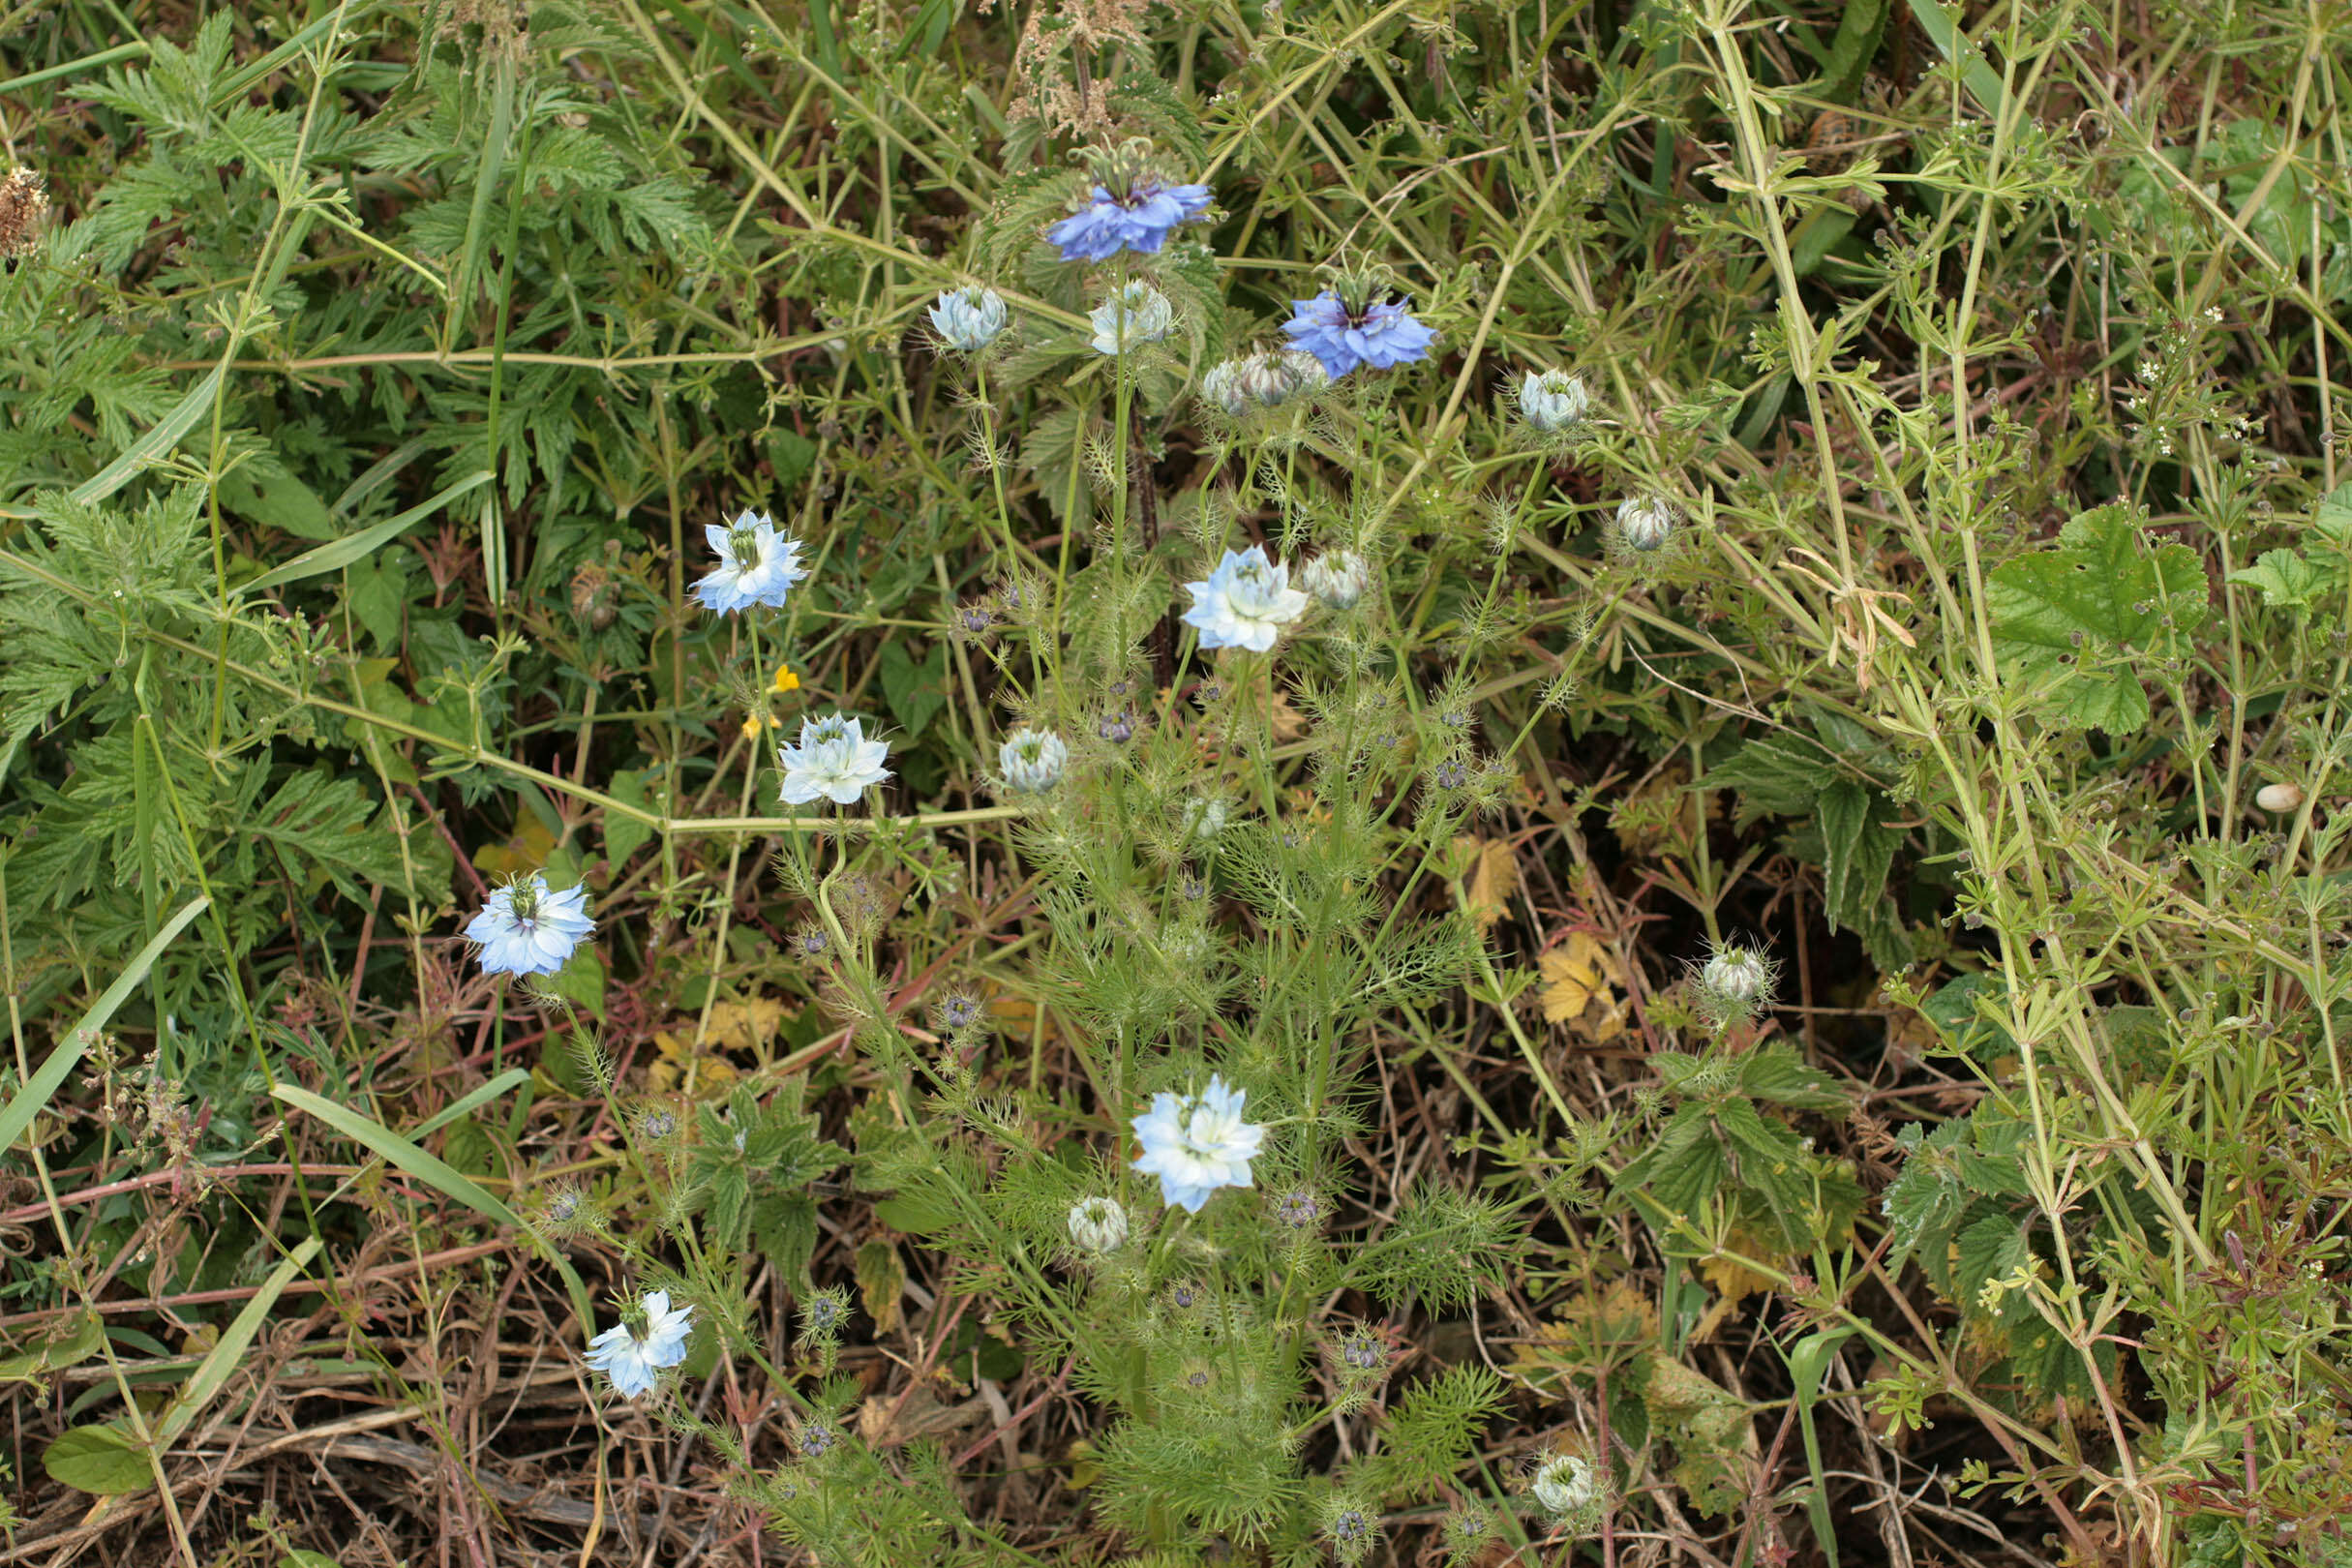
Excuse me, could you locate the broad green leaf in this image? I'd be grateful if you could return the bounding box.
[533,945,607,1023]
[0,896,209,1156]
[2314,481,2352,545]
[2226,547,2336,609]
[1735,1042,1847,1110]
[604,768,657,867]
[1953,1212,2035,1324]
[1816,781,1898,936]
[0,1311,106,1385]
[1707,737,1828,820]
[1985,504,2210,734]
[218,463,335,541]
[1901,0,2007,115]
[43,1424,150,1495]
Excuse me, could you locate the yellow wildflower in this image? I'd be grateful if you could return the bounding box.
[771,663,800,694]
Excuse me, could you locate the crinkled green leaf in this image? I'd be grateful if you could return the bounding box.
[1985,504,2210,734]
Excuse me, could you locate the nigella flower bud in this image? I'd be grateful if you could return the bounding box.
[1616,496,1677,553]
[1300,550,1369,609]
[1530,1453,1598,1517]
[928,286,1008,351]
[1701,943,1772,1007]
[1202,359,1250,415]
[1067,1196,1130,1253]
[1097,709,1136,744]
[1089,282,1175,356]
[999,726,1070,794]
[1518,369,1590,432]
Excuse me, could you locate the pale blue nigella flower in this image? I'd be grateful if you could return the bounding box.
[1131,1072,1266,1213]
[776,712,893,805]
[1281,290,1438,379]
[694,509,807,614]
[928,286,1008,351]
[584,1288,694,1399]
[465,872,593,977]
[1180,545,1311,652]
[1049,175,1213,261]
[999,726,1070,793]
[1089,282,1175,356]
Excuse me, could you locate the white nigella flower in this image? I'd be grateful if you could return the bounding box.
[693,508,807,614]
[1616,496,1677,553]
[1088,281,1175,356]
[584,1288,694,1400]
[1517,369,1590,432]
[1183,797,1229,841]
[928,286,1008,352]
[1531,1453,1597,1517]
[1299,550,1369,610]
[999,726,1070,793]
[1131,1073,1266,1213]
[776,712,893,806]
[1180,545,1311,652]
[1066,1196,1131,1253]
[465,872,593,977]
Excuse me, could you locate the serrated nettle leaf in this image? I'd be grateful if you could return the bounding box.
[1985,504,2211,734]
[2225,547,2337,610]
[1816,780,1898,936]
[2314,480,2352,545]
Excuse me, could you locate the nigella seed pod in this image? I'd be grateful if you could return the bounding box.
[2255,782,2304,813]
[1067,1196,1129,1253]
[1616,496,1677,553]
[1517,369,1590,432]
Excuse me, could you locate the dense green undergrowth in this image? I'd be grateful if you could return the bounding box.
[4,0,2352,1564]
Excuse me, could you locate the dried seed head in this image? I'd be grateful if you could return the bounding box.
[0,167,50,259]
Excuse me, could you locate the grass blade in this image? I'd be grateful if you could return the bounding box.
[69,364,227,508]
[270,1083,591,1327]
[235,468,495,596]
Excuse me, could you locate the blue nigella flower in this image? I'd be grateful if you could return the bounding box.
[1281,290,1438,379]
[694,509,807,614]
[1131,1073,1266,1213]
[1049,174,1213,262]
[465,872,593,977]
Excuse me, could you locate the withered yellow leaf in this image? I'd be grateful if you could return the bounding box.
[1457,836,1518,931]
[1539,933,1628,1042]
[471,816,558,879]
